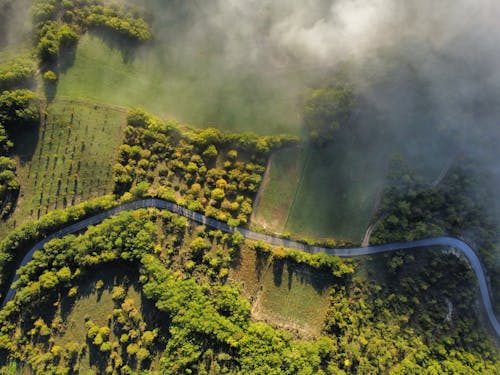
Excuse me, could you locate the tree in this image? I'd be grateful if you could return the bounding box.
[57,23,78,48]
[112,286,126,301]
[211,188,225,201]
[136,347,150,362]
[43,70,58,83]
[56,266,71,282]
[203,144,218,159]
[39,270,59,289]
[303,83,355,145]
[0,89,40,128]
[0,57,35,91]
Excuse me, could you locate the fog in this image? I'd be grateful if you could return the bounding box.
[2,0,499,234]
[0,0,32,50]
[129,0,499,223]
[140,0,500,143]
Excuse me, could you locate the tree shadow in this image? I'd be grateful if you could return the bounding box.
[254,250,271,281]
[284,260,333,296]
[88,29,141,64]
[272,258,284,287]
[59,44,78,74]
[11,118,40,166]
[43,80,58,104]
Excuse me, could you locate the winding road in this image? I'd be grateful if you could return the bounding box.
[2,198,499,339]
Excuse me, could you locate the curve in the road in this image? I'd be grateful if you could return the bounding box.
[2,198,499,339]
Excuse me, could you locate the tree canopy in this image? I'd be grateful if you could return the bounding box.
[303,83,355,145]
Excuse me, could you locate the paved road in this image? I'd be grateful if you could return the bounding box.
[2,198,499,339]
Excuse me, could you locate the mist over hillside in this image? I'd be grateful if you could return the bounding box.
[0,0,31,49]
[141,0,499,226]
[138,0,500,162]
[5,0,500,225]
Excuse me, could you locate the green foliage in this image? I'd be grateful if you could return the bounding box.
[0,57,35,91]
[114,109,296,225]
[0,156,18,212]
[0,89,36,217]
[84,5,152,41]
[35,20,60,63]
[373,156,500,316]
[43,70,58,83]
[203,144,218,159]
[0,195,117,297]
[111,286,126,302]
[303,83,355,145]
[57,23,78,48]
[0,205,497,373]
[131,181,150,198]
[0,89,39,128]
[32,0,152,66]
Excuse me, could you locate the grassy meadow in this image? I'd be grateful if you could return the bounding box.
[252,142,383,242]
[5,99,126,233]
[230,245,333,336]
[284,142,384,241]
[57,33,302,135]
[251,147,307,233]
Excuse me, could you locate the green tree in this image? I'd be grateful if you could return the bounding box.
[43,70,58,83]
[303,83,355,145]
[0,89,40,128]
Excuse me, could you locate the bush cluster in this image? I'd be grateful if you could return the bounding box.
[114,108,297,227]
[0,57,35,91]
[0,89,40,218]
[32,0,152,66]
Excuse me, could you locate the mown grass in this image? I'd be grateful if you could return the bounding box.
[230,245,334,336]
[57,33,301,134]
[3,98,126,234]
[251,147,307,233]
[284,141,383,241]
[253,139,383,242]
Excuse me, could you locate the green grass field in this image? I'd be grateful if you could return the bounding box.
[253,141,383,242]
[284,142,384,241]
[257,258,334,336]
[253,121,454,242]
[251,147,307,233]
[57,33,301,135]
[230,245,333,336]
[5,99,126,233]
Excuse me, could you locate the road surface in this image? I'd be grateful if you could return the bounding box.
[2,198,499,339]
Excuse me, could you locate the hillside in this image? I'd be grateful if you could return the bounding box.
[0,1,498,374]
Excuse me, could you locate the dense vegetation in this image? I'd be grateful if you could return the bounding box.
[0,102,496,373]
[32,0,152,76]
[114,109,297,227]
[0,194,118,300]
[0,206,497,374]
[0,89,40,217]
[0,57,35,91]
[372,156,500,313]
[0,1,497,373]
[303,83,355,146]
